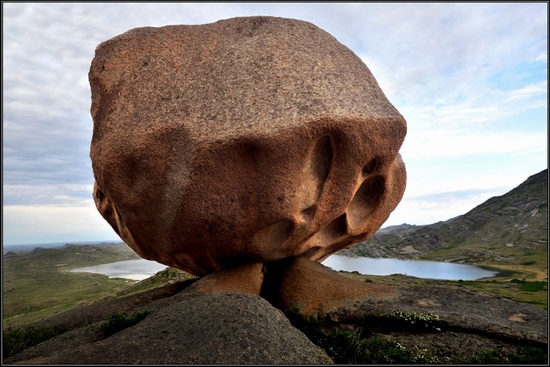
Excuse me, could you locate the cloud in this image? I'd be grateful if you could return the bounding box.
[3,184,94,206]
[2,3,547,244]
[401,126,547,161]
[3,204,118,245]
[385,188,505,226]
[507,81,548,101]
[354,3,547,115]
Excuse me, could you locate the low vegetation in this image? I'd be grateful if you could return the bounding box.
[336,271,548,310]
[457,278,548,309]
[286,310,547,364]
[3,324,68,359]
[340,170,548,286]
[100,311,151,337]
[3,243,142,327]
[3,244,547,363]
[285,309,448,363]
[467,346,548,364]
[387,310,445,332]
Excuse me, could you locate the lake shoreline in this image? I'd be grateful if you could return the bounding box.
[70,255,502,282]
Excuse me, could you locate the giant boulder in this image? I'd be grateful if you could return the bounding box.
[89,16,407,276]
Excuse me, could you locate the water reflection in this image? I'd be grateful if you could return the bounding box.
[322,255,499,280]
[71,259,167,280]
[71,255,499,281]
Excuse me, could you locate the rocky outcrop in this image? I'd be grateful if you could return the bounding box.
[261,257,398,317]
[89,16,407,276]
[5,262,546,364]
[341,169,548,262]
[183,262,264,295]
[6,293,333,364]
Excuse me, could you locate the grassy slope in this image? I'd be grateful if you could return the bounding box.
[3,244,143,326]
[338,271,547,310]
[3,242,546,330]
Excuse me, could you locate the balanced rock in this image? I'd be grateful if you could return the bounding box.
[89,16,407,276]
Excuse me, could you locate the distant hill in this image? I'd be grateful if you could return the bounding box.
[3,241,124,254]
[340,169,548,267]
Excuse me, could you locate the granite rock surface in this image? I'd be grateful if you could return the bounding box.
[89,16,407,276]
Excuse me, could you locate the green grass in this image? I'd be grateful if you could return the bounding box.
[465,346,548,364]
[3,244,142,326]
[336,270,548,310]
[457,279,547,309]
[509,278,547,292]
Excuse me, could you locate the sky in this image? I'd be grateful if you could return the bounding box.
[2,2,548,246]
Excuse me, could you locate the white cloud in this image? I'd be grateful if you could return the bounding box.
[385,189,505,226]
[401,127,547,161]
[3,184,94,206]
[2,204,118,245]
[2,2,547,244]
[506,81,547,101]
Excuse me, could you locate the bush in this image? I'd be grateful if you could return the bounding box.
[358,335,440,364]
[466,346,547,364]
[285,310,440,364]
[387,310,446,332]
[3,324,68,358]
[100,310,151,337]
[510,279,547,292]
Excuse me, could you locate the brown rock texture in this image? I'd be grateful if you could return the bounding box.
[261,257,398,318]
[183,262,264,295]
[89,16,407,276]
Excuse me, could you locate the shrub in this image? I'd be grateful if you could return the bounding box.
[387,310,445,332]
[510,279,547,292]
[100,310,151,337]
[3,324,68,358]
[285,310,440,364]
[466,346,547,364]
[358,335,440,364]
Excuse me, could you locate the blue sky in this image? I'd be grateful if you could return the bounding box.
[2,2,547,246]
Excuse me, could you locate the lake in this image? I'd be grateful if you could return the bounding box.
[70,259,168,281]
[322,255,499,280]
[70,255,499,281]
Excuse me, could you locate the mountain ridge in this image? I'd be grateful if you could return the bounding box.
[340,169,548,267]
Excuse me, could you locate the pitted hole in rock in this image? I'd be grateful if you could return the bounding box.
[94,185,105,202]
[94,187,116,220]
[253,219,294,252]
[299,213,348,253]
[299,136,334,213]
[347,175,386,230]
[310,135,333,182]
[325,213,348,238]
[362,158,378,177]
[300,205,317,221]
